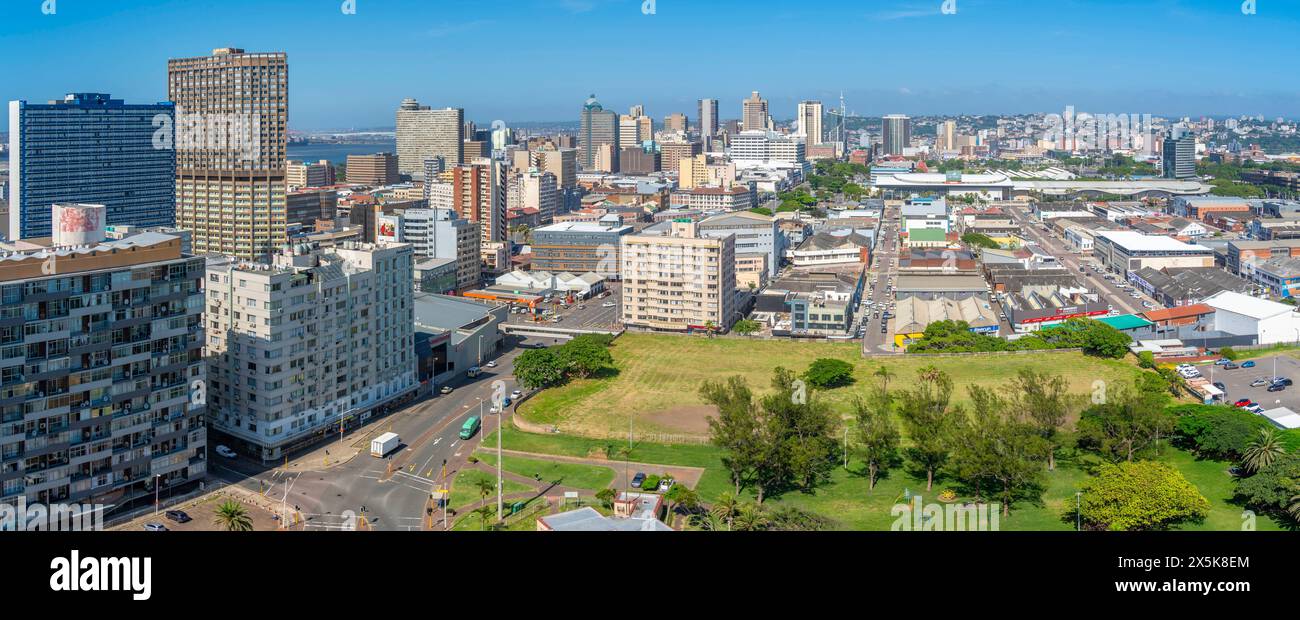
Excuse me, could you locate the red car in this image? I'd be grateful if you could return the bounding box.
[1234,399,1253,408]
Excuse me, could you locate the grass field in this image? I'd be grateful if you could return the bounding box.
[519,333,1146,440]
[447,469,532,511]
[485,425,1290,531]
[474,451,616,490]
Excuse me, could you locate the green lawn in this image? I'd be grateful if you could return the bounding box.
[474,451,616,491]
[519,333,1145,439]
[447,468,533,511]
[488,425,1289,531]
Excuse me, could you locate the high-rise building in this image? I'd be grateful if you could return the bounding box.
[389,208,480,291]
[661,141,703,176]
[8,93,176,240]
[205,242,416,462]
[0,217,206,506]
[937,120,957,152]
[619,106,653,149]
[1163,125,1196,180]
[535,148,577,189]
[882,114,912,156]
[517,169,559,224]
[698,98,719,138]
[286,188,338,228]
[346,153,400,186]
[396,99,463,178]
[451,159,507,273]
[742,91,770,132]
[664,113,688,134]
[621,219,736,332]
[168,48,289,260]
[579,95,619,171]
[798,100,824,144]
[730,131,807,166]
[619,146,661,175]
[287,160,335,188]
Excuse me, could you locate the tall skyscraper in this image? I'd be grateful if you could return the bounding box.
[798,100,824,144]
[742,91,770,132]
[8,93,176,240]
[619,105,653,149]
[451,158,507,270]
[882,114,912,156]
[168,47,288,260]
[396,99,463,178]
[579,95,619,171]
[937,120,957,151]
[1163,125,1196,179]
[698,98,719,138]
[664,113,688,134]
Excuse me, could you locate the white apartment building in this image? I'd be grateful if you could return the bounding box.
[729,130,806,167]
[621,220,736,332]
[204,241,418,462]
[388,208,481,291]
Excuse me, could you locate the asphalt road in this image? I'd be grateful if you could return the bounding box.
[505,283,622,330]
[211,337,558,531]
[863,204,901,354]
[1005,205,1159,316]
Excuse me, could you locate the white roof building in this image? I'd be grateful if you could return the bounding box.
[1260,407,1300,430]
[1203,290,1300,345]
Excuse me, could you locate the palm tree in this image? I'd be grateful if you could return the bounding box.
[474,477,495,507]
[212,500,254,532]
[732,502,770,532]
[873,365,896,394]
[1242,428,1287,473]
[1288,486,1300,522]
[710,492,741,531]
[689,512,726,531]
[473,505,495,531]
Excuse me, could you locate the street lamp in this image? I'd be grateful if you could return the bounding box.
[153,474,161,517]
[1075,491,1082,532]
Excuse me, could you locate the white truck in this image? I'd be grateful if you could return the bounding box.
[370,432,401,458]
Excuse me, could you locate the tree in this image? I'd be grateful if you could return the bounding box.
[1242,428,1288,473]
[872,365,896,394]
[1290,488,1300,522]
[212,500,254,532]
[1008,369,1072,471]
[556,335,614,379]
[760,367,840,495]
[1075,461,1210,531]
[732,502,771,531]
[852,390,899,491]
[1219,347,1239,361]
[595,487,616,510]
[896,366,960,491]
[733,319,761,336]
[1076,381,1175,462]
[1234,453,1300,515]
[474,477,495,507]
[1137,351,1156,369]
[701,376,766,496]
[1174,406,1271,459]
[710,492,742,531]
[664,485,700,525]
[961,232,999,249]
[513,348,566,390]
[951,386,1049,515]
[802,358,855,389]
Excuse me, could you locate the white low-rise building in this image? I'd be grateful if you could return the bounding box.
[1202,290,1300,345]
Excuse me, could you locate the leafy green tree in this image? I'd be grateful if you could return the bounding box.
[732,502,771,531]
[852,390,900,491]
[474,477,495,507]
[1076,381,1175,462]
[212,500,254,532]
[767,505,835,531]
[1075,461,1210,531]
[949,386,1049,515]
[513,348,566,390]
[1137,351,1156,369]
[897,366,960,491]
[664,485,700,523]
[1219,347,1239,361]
[1174,406,1271,459]
[802,358,855,389]
[1234,453,1300,515]
[595,487,616,510]
[761,367,840,495]
[733,319,761,336]
[700,376,765,495]
[1242,428,1288,473]
[961,232,999,249]
[1009,369,1072,471]
[556,335,614,379]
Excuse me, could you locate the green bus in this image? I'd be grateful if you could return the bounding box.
[459,416,481,440]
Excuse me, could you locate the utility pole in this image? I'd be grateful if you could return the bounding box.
[497,401,504,522]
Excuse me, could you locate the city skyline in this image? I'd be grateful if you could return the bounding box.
[2,0,1299,131]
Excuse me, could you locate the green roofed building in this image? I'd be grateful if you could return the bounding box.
[906,228,949,248]
[1095,314,1153,333]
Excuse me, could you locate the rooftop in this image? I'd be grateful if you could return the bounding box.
[1095,231,1211,252]
[1202,290,1298,320]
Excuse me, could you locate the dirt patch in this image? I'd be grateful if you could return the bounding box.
[641,404,716,435]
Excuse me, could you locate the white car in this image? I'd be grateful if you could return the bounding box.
[485,361,497,368]
[511,390,522,399]
[215,445,237,458]
[602,302,616,308]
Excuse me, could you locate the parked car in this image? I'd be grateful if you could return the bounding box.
[1242,361,1257,368]
[485,361,497,368]
[1273,378,1294,387]
[630,472,646,488]
[1248,404,1266,414]
[215,445,237,459]
[1268,384,1286,393]
[1213,382,1226,391]
[511,389,522,399]
[440,385,454,395]
[143,523,169,532]
[1234,399,1253,408]
[164,510,191,524]
[1224,362,1239,370]
[602,302,616,308]
[657,478,676,492]
[1251,378,1270,387]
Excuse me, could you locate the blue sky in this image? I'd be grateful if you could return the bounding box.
[1,0,1298,130]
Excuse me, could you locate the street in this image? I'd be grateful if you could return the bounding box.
[863,203,901,354]
[209,336,556,531]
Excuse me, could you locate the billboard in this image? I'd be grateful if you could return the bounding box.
[377,214,403,243]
